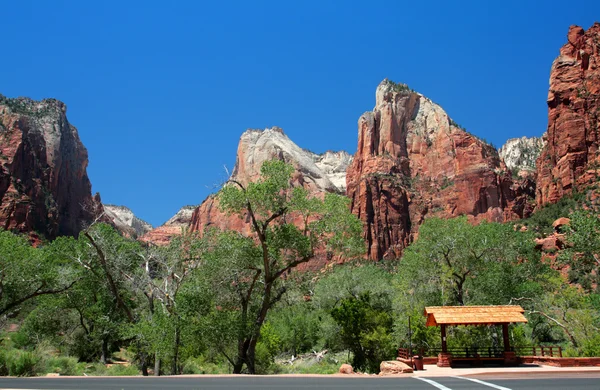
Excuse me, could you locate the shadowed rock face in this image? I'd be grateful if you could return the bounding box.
[346,80,533,260]
[537,23,600,206]
[0,95,99,239]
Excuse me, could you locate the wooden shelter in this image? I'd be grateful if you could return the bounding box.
[424,305,528,367]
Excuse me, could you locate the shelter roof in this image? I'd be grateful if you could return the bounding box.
[424,305,527,327]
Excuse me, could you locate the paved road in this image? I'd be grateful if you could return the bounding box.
[0,374,598,390]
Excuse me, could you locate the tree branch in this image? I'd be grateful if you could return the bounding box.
[84,231,135,323]
[0,279,78,317]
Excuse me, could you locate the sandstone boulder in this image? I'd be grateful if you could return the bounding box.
[338,364,354,374]
[379,360,413,375]
[552,217,571,231]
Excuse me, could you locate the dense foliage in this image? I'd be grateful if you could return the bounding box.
[0,162,599,376]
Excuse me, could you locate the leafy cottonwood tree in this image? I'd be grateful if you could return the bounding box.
[0,231,75,320]
[200,160,363,374]
[398,217,540,306]
[129,232,206,375]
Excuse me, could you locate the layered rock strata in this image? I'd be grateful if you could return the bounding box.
[0,95,99,239]
[346,80,533,260]
[140,205,196,246]
[537,23,600,206]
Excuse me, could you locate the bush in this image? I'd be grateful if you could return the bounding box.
[0,349,9,376]
[522,193,584,234]
[40,356,82,376]
[105,364,139,376]
[6,350,41,376]
[181,356,230,375]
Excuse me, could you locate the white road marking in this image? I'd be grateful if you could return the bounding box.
[452,376,512,390]
[414,377,453,390]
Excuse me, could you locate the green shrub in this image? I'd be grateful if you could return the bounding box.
[522,192,584,234]
[7,350,41,376]
[40,356,82,376]
[0,349,9,376]
[105,364,139,376]
[181,356,230,375]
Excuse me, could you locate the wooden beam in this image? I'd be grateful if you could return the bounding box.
[441,324,447,353]
[502,323,510,352]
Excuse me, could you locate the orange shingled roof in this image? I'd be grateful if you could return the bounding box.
[424,305,528,327]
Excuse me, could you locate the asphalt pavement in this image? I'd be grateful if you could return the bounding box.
[0,374,598,390]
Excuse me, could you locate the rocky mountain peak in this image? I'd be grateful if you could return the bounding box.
[347,79,533,260]
[499,136,545,173]
[139,205,197,246]
[103,204,153,237]
[232,127,352,193]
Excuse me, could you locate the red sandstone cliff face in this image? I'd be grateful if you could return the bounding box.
[141,205,198,246]
[346,80,533,260]
[537,23,600,206]
[0,96,99,239]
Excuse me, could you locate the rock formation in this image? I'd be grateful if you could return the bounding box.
[229,127,352,193]
[140,205,196,246]
[499,136,545,174]
[537,23,600,206]
[346,80,534,260]
[103,204,153,238]
[188,127,352,236]
[0,95,99,239]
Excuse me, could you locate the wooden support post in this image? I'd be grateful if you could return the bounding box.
[502,323,510,352]
[441,324,447,353]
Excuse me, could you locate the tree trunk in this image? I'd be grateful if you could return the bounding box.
[171,325,181,375]
[141,354,149,377]
[246,340,257,375]
[154,353,161,376]
[100,337,109,364]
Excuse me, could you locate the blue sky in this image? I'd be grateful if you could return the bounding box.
[2,0,599,226]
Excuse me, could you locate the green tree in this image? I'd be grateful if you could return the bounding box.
[560,210,600,292]
[130,231,205,375]
[199,160,363,374]
[330,293,395,373]
[399,217,540,306]
[0,231,75,319]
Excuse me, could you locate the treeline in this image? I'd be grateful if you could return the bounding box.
[0,162,599,376]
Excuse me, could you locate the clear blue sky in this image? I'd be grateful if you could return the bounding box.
[2,0,599,226]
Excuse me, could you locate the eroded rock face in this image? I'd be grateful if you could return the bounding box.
[499,136,546,173]
[188,128,352,236]
[346,80,532,260]
[104,204,153,238]
[140,205,196,246]
[0,95,99,239]
[537,23,600,206]
[230,127,352,193]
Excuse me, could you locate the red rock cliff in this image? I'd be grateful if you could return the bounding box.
[0,95,98,239]
[189,127,352,238]
[536,23,600,206]
[346,80,532,260]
